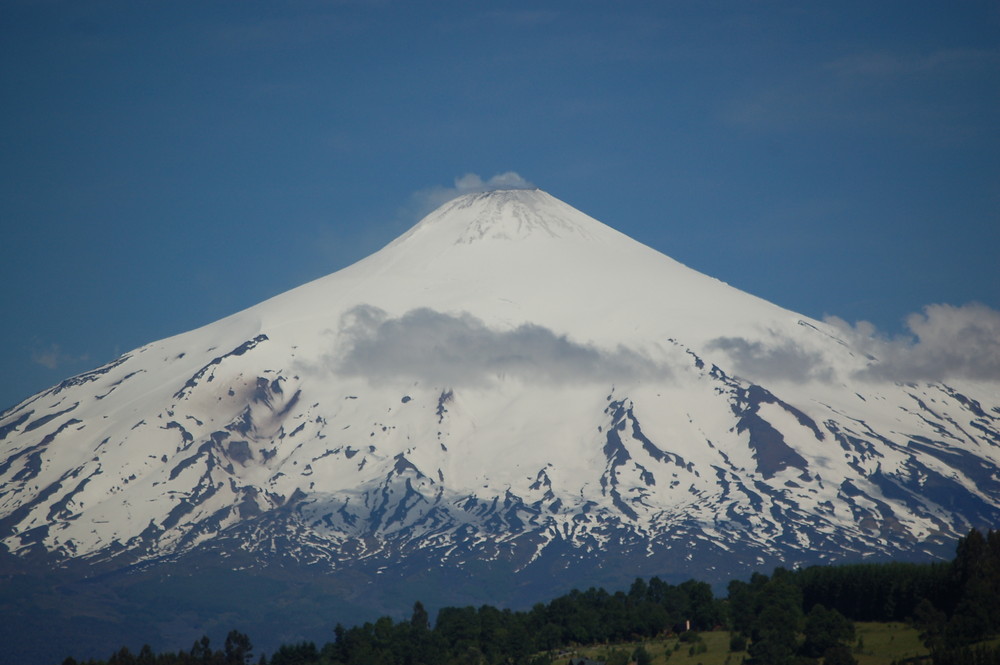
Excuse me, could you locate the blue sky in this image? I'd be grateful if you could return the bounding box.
[1,1,998,410]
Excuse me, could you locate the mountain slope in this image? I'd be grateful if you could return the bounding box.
[2,187,999,591]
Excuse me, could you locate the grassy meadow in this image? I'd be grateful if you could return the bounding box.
[551,622,931,665]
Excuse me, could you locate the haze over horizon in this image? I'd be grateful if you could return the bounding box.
[2,1,998,411]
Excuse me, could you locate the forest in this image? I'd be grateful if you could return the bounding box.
[58,529,1000,665]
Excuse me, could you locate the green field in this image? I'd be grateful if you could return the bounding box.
[551,622,931,665]
[852,622,931,665]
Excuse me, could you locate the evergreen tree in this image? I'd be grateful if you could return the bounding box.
[747,570,802,665]
[821,644,858,665]
[411,600,430,632]
[727,572,768,636]
[190,636,215,665]
[224,630,253,665]
[136,644,155,665]
[946,528,1000,646]
[913,598,948,653]
[678,579,721,629]
[800,604,854,657]
[268,641,318,665]
[632,644,653,665]
[107,646,136,665]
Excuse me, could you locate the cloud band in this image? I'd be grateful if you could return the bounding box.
[333,305,667,386]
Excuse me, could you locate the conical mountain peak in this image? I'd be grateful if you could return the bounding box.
[265,186,788,351]
[394,187,611,247]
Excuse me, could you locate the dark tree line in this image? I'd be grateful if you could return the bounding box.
[727,529,1000,664]
[791,529,1000,661]
[60,529,1000,665]
[59,579,721,665]
[912,528,1000,663]
[295,578,722,665]
[791,560,953,622]
[61,630,255,665]
[727,567,857,665]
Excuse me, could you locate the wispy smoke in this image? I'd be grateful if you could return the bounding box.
[826,302,1000,383]
[31,343,89,370]
[411,172,535,217]
[454,172,534,192]
[332,305,668,386]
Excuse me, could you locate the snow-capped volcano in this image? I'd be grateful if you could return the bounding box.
[2,188,999,585]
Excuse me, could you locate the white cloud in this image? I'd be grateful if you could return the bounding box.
[331,305,668,387]
[705,303,1000,385]
[705,336,833,384]
[826,303,1000,383]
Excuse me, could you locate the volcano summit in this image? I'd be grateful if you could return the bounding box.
[2,188,999,655]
